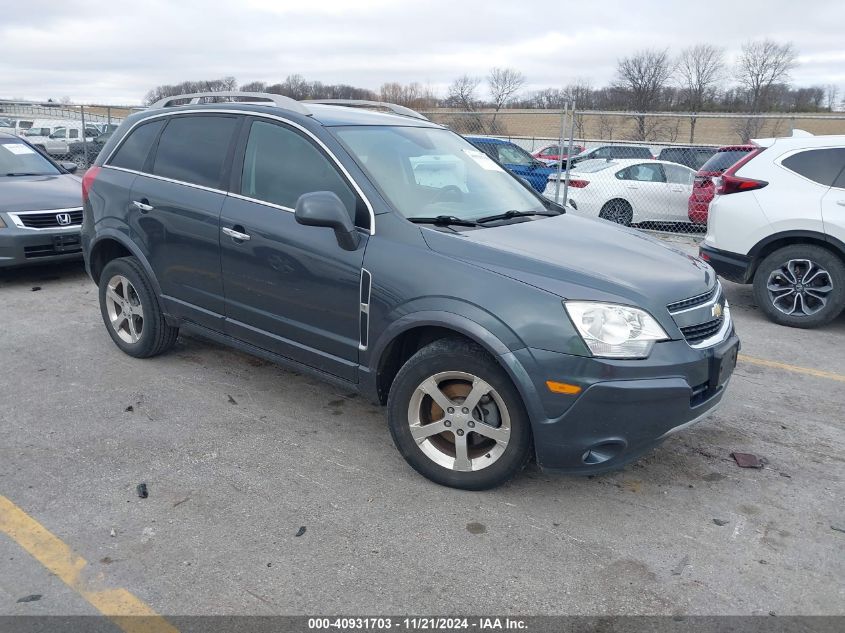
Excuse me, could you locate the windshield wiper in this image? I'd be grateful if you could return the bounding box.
[4,172,43,177]
[475,209,559,224]
[407,215,478,227]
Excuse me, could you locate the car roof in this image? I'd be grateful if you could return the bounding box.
[572,158,694,171]
[753,134,845,149]
[465,137,515,145]
[139,102,443,129]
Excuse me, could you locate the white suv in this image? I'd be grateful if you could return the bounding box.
[700,134,845,328]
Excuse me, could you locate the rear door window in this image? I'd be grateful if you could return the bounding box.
[617,163,665,182]
[782,148,845,187]
[664,164,694,185]
[109,119,166,171]
[152,115,239,188]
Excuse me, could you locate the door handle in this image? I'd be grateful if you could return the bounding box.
[626,185,639,189]
[132,200,153,213]
[222,226,251,241]
[837,200,845,207]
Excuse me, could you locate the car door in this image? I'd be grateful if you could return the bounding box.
[219,117,368,381]
[128,113,241,331]
[615,162,669,222]
[663,164,696,221]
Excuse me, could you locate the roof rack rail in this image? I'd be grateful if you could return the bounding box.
[148,91,311,117]
[303,99,428,121]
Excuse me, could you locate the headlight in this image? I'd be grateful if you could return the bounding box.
[564,301,668,358]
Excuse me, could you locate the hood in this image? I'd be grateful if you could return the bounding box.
[421,214,715,328]
[0,174,82,213]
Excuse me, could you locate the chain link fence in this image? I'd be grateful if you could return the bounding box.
[422,108,845,236]
[4,99,844,238]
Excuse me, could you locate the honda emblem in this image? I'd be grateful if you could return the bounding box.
[56,213,72,226]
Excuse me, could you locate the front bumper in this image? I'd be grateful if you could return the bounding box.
[0,224,83,268]
[505,330,739,474]
[699,244,752,283]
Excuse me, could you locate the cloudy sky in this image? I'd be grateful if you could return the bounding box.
[2,0,844,105]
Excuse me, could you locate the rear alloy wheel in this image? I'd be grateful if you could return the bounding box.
[599,199,633,226]
[98,257,179,357]
[71,152,88,170]
[753,245,845,328]
[388,338,531,490]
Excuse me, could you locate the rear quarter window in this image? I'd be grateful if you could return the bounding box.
[781,148,845,187]
[109,119,166,171]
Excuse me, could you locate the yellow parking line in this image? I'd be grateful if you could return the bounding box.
[0,495,179,633]
[739,354,845,383]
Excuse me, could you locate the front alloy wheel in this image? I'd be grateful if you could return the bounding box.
[408,371,512,472]
[387,338,531,490]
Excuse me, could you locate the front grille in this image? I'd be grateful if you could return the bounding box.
[680,317,724,344]
[667,285,718,313]
[17,209,83,229]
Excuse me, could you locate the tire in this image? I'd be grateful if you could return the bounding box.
[387,337,532,490]
[752,244,845,329]
[98,257,179,357]
[70,152,87,170]
[599,199,633,226]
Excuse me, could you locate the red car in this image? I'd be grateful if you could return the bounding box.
[532,143,585,164]
[688,145,755,224]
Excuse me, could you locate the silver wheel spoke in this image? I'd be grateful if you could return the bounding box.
[127,316,139,340]
[132,303,144,320]
[784,261,801,284]
[453,432,471,472]
[418,377,454,413]
[472,423,510,445]
[463,377,493,412]
[409,419,448,442]
[106,287,123,304]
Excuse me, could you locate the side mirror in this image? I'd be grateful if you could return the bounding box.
[60,162,78,173]
[294,191,360,251]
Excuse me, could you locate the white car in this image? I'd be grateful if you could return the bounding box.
[20,120,97,155]
[700,134,845,328]
[543,158,696,225]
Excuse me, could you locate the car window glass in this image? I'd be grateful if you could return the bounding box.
[52,129,66,139]
[541,145,559,156]
[153,115,238,188]
[69,129,79,139]
[622,163,665,182]
[109,119,166,172]
[496,144,533,166]
[834,165,845,189]
[240,119,362,226]
[782,148,845,187]
[664,164,693,185]
[593,148,609,158]
[699,149,752,173]
[0,139,61,176]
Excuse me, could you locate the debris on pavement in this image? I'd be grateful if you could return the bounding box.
[831,525,845,534]
[295,526,306,537]
[136,483,148,499]
[17,595,42,603]
[227,394,238,405]
[466,522,487,534]
[731,452,765,468]
[713,519,729,526]
[109,528,116,537]
[671,554,690,576]
[124,405,134,412]
[30,287,41,292]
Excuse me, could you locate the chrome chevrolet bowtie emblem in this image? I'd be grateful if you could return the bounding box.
[712,303,723,318]
[56,213,71,226]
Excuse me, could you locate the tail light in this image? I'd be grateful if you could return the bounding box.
[81,165,101,202]
[715,148,767,195]
[567,179,589,188]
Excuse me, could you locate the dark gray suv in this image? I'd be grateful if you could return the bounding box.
[81,92,739,490]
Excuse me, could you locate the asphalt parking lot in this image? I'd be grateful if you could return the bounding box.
[1,235,844,620]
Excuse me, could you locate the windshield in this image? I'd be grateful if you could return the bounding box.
[0,139,61,176]
[25,127,51,137]
[493,143,537,166]
[334,126,547,221]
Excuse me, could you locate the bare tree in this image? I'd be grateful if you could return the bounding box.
[733,40,797,140]
[488,67,526,130]
[616,49,673,140]
[143,76,238,105]
[447,75,481,111]
[825,84,840,111]
[676,44,724,142]
[240,81,267,93]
